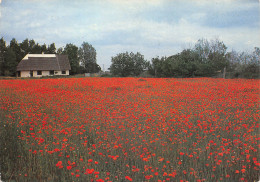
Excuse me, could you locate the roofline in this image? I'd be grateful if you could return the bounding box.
[23,54,56,60]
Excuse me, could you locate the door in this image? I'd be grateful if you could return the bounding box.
[30,71,33,77]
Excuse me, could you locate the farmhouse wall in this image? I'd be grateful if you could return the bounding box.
[21,71,30,77]
[20,70,69,77]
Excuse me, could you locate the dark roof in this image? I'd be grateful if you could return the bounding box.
[17,54,71,71]
[57,55,71,71]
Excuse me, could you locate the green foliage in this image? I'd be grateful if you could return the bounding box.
[19,39,29,59]
[110,52,149,77]
[62,43,80,75]
[28,40,42,54]
[0,37,7,76]
[226,47,259,78]
[78,42,101,73]
[46,43,56,54]
[148,56,166,77]
[4,47,17,76]
[0,36,258,78]
[149,38,232,78]
[41,43,48,54]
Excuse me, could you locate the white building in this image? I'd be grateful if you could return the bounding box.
[16,54,71,77]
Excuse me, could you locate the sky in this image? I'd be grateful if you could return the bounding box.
[0,0,259,70]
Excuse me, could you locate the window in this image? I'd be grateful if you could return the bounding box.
[50,70,54,75]
[37,71,42,75]
[62,71,66,74]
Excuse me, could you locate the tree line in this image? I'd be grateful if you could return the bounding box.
[0,37,259,78]
[0,37,100,76]
[109,38,259,78]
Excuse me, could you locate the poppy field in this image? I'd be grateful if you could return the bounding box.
[0,78,259,182]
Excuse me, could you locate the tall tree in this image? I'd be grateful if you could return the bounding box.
[41,43,47,54]
[110,52,148,77]
[78,42,100,73]
[28,39,36,53]
[10,38,22,64]
[131,52,149,76]
[19,38,29,58]
[57,47,63,55]
[62,43,80,75]
[148,56,166,77]
[46,43,56,54]
[193,38,228,76]
[28,39,42,54]
[110,52,134,77]
[4,47,17,76]
[0,37,7,76]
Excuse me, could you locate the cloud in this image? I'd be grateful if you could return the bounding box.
[0,0,259,67]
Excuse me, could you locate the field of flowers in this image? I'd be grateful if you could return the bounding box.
[0,78,259,182]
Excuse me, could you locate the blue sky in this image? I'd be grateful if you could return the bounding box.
[0,0,259,70]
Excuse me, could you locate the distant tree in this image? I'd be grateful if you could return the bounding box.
[240,48,259,78]
[0,37,7,76]
[172,49,199,77]
[193,38,228,76]
[32,43,42,54]
[10,38,22,64]
[57,47,63,55]
[110,52,148,77]
[131,52,149,76]
[41,43,48,54]
[225,50,240,72]
[4,47,17,76]
[252,47,260,63]
[27,40,42,54]
[46,43,56,54]
[225,48,259,78]
[110,52,134,77]
[78,42,100,73]
[28,40,35,53]
[149,39,228,78]
[62,43,80,75]
[194,38,211,63]
[148,56,166,77]
[19,38,29,58]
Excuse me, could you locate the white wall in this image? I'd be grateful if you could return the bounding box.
[20,71,30,77]
[20,70,69,77]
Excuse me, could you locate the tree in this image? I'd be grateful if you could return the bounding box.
[110,52,148,77]
[3,47,17,76]
[10,38,22,64]
[194,38,211,63]
[131,52,149,76]
[0,37,7,76]
[62,43,80,75]
[172,49,199,77]
[28,40,42,54]
[239,48,260,78]
[57,47,63,55]
[193,38,228,76]
[41,43,48,54]
[110,52,134,77]
[46,43,56,54]
[148,56,166,77]
[149,39,228,78]
[78,42,100,73]
[19,38,29,58]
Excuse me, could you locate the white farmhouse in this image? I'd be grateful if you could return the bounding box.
[16,54,71,77]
